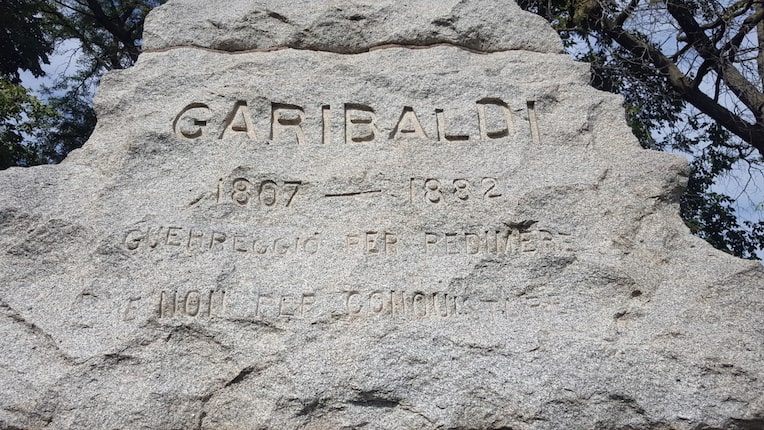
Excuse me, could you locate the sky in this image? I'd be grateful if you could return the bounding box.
[18,38,82,97]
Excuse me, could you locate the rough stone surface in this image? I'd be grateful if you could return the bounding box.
[142,0,564,54]
[1,1,763,429]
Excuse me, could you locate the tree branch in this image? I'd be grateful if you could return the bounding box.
[598,14,764,156]
[49,0,94,19]
[693,59,714,89]
[724,4,764,59]
[700,0,752,30]
[83,0,140,63]
[615,0,640,27]
[666,0,764,122]
[757,0,764,89]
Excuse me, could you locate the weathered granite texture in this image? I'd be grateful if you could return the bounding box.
[142,0,563,54]
[1,1,762,429]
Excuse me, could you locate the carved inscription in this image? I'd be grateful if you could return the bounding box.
[212,175,505,207]
[123,296,141,321]
[345,103,381,143]
[345,231,399,255]
[345,290,472,319]
[217,177,302,207]
[527,101,541,144]
[410,177,503,204]
[246,292,317,319]
[122,226,574,256]
[424,226,573,256]
[124,226,321,255]
[153,290,517,322]
[173,102,212,139]
[271,103,306,144]
[174,98,540,144]
[220,101,257,140]
[159,290,226,319]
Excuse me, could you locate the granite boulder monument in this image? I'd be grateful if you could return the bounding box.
[1,0,763,429]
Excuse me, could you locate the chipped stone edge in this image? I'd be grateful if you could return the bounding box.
[140,42,544,56]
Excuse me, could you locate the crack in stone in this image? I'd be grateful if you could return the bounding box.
[0,300,76,363]
[224,365,257,388]
[141,42,531,57]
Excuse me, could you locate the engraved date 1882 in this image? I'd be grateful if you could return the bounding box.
[409,177,502,204]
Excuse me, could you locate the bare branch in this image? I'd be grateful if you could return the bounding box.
[699,0,752,30]
[598,11,764,156]
[724,4,764,59]
[757,0,764,88]
[615,0,640,27]
[666,0,764,122]
[694,59,714,88]
[83,0,140,64]
[49,0,94,18]
[670,43,693,62]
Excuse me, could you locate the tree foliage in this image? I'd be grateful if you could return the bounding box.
[0,0,54,168]
[0,0,53,82]
[33,0,165,162]
[0,78,52,168]
[519,0,764,259]
[0,0,164,166]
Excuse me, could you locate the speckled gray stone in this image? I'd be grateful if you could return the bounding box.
[1,1,763,429]
[142,0,564,54]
